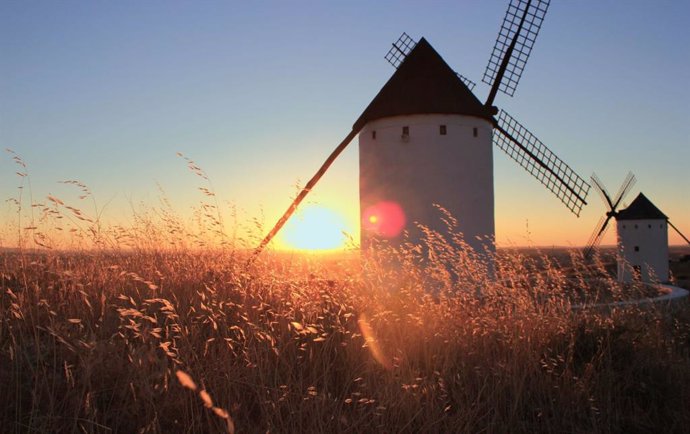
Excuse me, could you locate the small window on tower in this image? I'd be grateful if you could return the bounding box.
[473,127,478,137]
[648,224,652,229]
[634,246,640,252]
[634,224,638,229]
[372,130,376,140]
[402,126,409,136]
[440,125,447,135]
[622,225,626,229]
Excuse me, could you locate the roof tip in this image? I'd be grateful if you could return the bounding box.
[617,192,668,220]
[353,36,490,130]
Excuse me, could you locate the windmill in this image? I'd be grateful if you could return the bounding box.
[584,172,690,283]
[253,0,591,260]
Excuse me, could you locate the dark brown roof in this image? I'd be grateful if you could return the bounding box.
[617,193,668,220]
[353,38,493,131]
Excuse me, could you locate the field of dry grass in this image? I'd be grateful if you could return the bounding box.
[2,154,689,433]
[2,240,690,433]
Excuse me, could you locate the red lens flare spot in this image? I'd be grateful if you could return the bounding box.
[362,201,406,238]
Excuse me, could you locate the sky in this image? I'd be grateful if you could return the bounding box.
[1,0,689,248]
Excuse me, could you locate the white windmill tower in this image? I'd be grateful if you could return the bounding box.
[254,0,591,263]
[356,36,496,255]
[616,193,670,283]
[585,173,690,283]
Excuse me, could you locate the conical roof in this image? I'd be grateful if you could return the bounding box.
[617,193,668,220]
[353,38,493,131]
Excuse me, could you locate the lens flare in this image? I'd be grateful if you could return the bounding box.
[357,313,392,370]
[362,201,406,238]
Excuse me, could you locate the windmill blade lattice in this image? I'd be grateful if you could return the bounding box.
[611,172,636,209]
[385,33,417,69]
[583,172,637,259]
[494,110,590,216]
[385,33,477,91]
[583,214,613,259]
[456,73,477,91]
[483,0,550,98]
[591,172,614,210]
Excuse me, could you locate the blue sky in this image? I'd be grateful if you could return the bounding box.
[1,1,689,247]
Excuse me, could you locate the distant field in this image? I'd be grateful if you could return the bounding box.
[2,241,689,433]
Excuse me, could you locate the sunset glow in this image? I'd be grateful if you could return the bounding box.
[281,204,350,251]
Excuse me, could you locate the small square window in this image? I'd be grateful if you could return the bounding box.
[634,246,640,252]
[402,126,409,136]
[648,224,652,229]
[634,224,638,229]
[440,125,447,135]
[372,130,376,140]
[473,127,478,137]
[622,225,626,229]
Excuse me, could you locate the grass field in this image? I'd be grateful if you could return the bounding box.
[2,155,690,432]
[2,240,690,433]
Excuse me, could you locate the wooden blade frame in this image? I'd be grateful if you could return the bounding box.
[611,172,636,210]
[456,73,477,91]
[483,0,550,104]
[583,214,613,259]
[591,172,614,210]
[584,172,637,259]
[494,110,590,216]
[385,32,417,69]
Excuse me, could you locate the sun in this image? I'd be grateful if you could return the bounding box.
[280,204,350,251]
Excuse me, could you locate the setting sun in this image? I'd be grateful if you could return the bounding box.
[280,204,350,251]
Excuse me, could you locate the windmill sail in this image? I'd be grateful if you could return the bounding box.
[456,73,477,91]
[483,0,551,103]
[583,215,612,259]
[583,172,636,258]
[494,110,590,216]
[590,172,614,209]
[386,32,477,92]
[611,172,636,209]
[385,33,417,69]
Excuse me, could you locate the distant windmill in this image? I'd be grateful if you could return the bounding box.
[253,0,591,260]
[584,172,690,283]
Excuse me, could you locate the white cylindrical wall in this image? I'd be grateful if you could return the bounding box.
[358,114,495,256]
[616,219,669,283]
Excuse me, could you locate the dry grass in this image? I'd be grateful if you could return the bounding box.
[2,241,690,433]
[2,153,690,433]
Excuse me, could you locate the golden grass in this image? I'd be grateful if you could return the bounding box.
[2,152,690,433]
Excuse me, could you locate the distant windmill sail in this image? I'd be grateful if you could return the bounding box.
[583,172,636,258]
[668,221,690,245]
